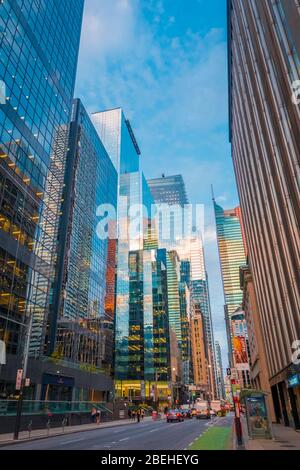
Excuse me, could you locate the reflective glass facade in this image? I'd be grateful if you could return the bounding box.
[51,99,117,371]
[148,174,218,394]
[214,201,247,362]
[179,262,191,385]
[215,340,225,399]
[148,175,188,207]
[92,110,144,384]
[0,0,84,361]
[93,111,181,399]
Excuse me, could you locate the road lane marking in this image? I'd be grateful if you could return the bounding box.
[119,437,129,442]
[58,438,84,445]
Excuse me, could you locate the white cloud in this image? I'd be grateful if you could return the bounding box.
[204,225,217,244]
[76,0,229,135]
[75,0,232,367]
[78,0,137,62]
[216,195,228,203]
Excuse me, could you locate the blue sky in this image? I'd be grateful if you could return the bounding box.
[75,0,239,368]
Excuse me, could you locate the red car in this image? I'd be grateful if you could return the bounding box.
[166,410,184,423]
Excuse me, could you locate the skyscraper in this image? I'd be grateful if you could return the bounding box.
[47,99,117,399]
[215,341,225,400]
[190,313,209,396]
[148,174,218,398]
[214,202,247,364]
[0,0,84,398]
[228,0,300,428]
[92,109,183,404]
[147,175,188,207]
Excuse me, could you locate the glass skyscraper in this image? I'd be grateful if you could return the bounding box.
[147,175,188,207]
[50,99,117,388]
[0,0,84,398]
[148,174,218,398]
[215,340,225,400]
[92,112,186,404]
[214,201,247,364]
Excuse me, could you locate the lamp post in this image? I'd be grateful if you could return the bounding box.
[14,313,33,440]
[229,373,243,447]
[207,364,212,409]
[155,370,160,409]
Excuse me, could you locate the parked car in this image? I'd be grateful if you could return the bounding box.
[166,410,184,422]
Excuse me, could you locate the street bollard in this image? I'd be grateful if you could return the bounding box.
[46,419,51,436]
[28,421,32,439]
[62,417,67,433]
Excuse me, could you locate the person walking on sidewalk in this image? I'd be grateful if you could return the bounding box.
[141,408,145,421]
[137,409,141,423]
[91,407,97,423]
[95,409,101,425]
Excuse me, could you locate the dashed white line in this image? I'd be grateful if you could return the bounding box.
[59,438,84,445]
[119,437,129,442]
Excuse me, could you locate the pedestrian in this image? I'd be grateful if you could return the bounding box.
[132,410,136,421]
[137,409,141,423]
[141,408,145,421]
[128,409,132,420]
[91,407,97,423]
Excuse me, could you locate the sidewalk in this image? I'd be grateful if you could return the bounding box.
[0,416,153,447]
[233,416,300,450]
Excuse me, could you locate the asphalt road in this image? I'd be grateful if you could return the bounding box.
[0,415,233,451]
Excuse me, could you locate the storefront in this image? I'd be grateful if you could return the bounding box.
[270,364,300,430]
[287,373,300,430]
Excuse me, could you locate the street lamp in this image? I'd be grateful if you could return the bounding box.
[154,370,160,409]
[172,367,176,406]
[14,313,33,440]
[207,364,213,408]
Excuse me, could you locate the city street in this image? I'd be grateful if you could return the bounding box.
[1,415,233,451]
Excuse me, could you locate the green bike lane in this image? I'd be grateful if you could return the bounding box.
[188,414,233,451]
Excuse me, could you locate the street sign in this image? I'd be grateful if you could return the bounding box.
[15,369,23,391]
[227,368,231,377]
[25,378,30,387]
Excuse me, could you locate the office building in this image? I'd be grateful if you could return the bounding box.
[214,202,247,364]
[190,313,209,398]
[46,99,117,400]
[240,265,275,420]
[92,110,185,404]
[228,0,300,428]
[147,174,188,207]
[148,175,217,392]
[215,341,225,400]
[148,174,218,398]
[0,0,84,398]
